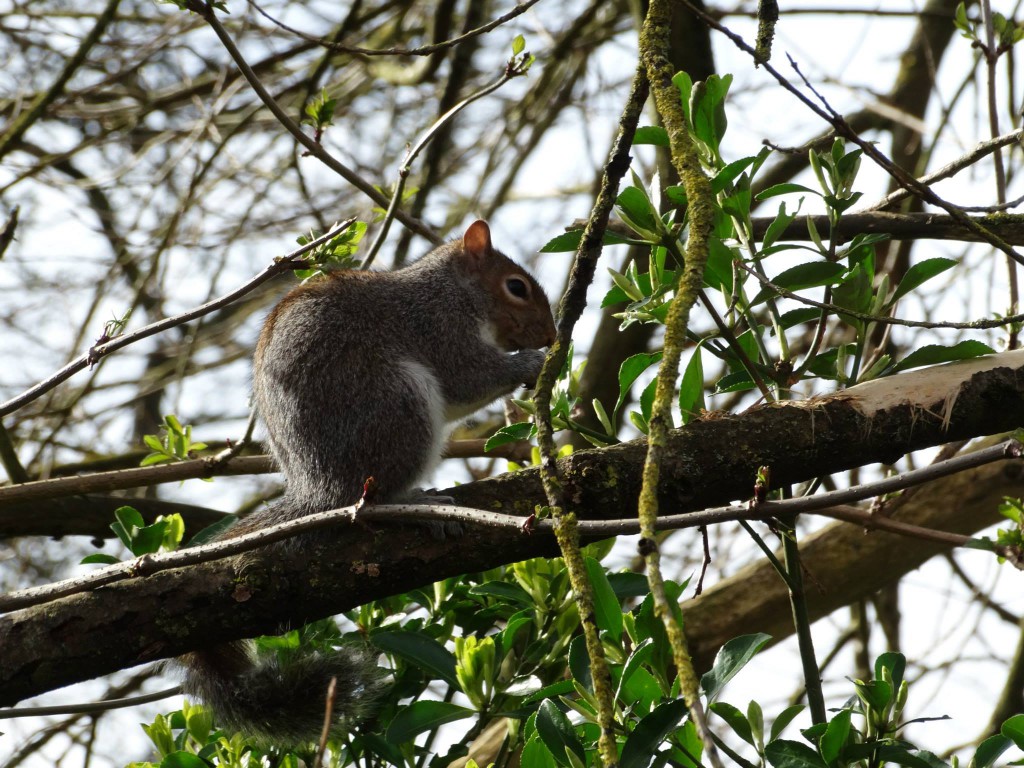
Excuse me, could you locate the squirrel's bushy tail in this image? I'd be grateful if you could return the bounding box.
[180,641,386,747]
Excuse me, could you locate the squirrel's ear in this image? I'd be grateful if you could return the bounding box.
[462,220,492,258]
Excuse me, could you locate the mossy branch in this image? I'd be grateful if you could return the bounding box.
[638,1,721,763]
[532,63,650,768]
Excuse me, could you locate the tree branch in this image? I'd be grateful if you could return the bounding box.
[4,350,1024,704]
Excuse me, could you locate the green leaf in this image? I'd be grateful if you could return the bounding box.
[143,434,166,452]
[584,557,623,640]
[359,733,406,764]
[974,734,1012,768]
[764,739,829,768]
[109,521,131,550]
[689,74,732,163]
[523,680,577,705]
[634,126,670,146]
[115,505,144,531]
[540,228,633,253]
[187,516,237,546]
[710,701,754,745]
[883,746,949,768]
[592,397,614,436]
[385,701,475,743]
[701,633,771,702]
[522,734,560,768]
[621,698,689,768]
[607,572,652,599]
[704,235,736,294]
[889,341,995,374]
[567,634,592,692]
[665,185,687,207]
[615,352,663,415]
[875,652,906,691]
[777,308,821,331]
[831,262,873,318]
[130,521,168,555]
[819,708,851,764]
[80,553,121,565]
[712,155,758,194]
[498,613,533,657]
[485,421,536,451]
[756,183,820,200]
[672,71,694,119]
[616,186,661,238]
[540,230,585,253]
[805,215,825,254]
[618,664,662,714]
[856,679,892,711]
[371,630,459,688]
[639,376,658,423]
[1001,714,1024,749]
[470,581,532,605]
[769,704,806,742]
[714,369,756,394]
[749,699,765,748]
[160,753,209,768]
[763,201,798,250]
[512,34,525,56]
[617,638,654,699]
[890,257,958,303]
[629,410,650,435]
[536,700,585,767]
[678,346,705,424]
[751,261,846,306]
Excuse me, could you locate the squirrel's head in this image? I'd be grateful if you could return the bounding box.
[452,221,557,354]
[457,220,556,351]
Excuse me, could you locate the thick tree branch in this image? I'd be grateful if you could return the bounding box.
[3,350,1024,704]
[586,211,1024,246]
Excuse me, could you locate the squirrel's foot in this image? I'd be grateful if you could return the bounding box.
[404,487,456,506]
[400,488,462,539]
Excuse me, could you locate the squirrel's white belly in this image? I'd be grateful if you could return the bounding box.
[395,359,448,484]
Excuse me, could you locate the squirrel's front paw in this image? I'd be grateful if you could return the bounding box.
[514,348,548,388]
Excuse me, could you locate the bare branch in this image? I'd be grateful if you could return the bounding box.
[248,0,543,57]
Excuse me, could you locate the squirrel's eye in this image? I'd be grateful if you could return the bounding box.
[506,277,529,299]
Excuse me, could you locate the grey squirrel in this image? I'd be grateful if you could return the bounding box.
[181,219,556,746]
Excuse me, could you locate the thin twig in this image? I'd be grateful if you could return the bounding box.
[0,687,182,720]
[185,0,439,244]
[0,205,18,260]
[735,260,1024,331]
[861,129,1024,212]
[0,456,271,505]
[0,439,527,506]
[362,59,529,268]
[979,0,1018,348]
[248,0,542,57]
[314,676,337,767]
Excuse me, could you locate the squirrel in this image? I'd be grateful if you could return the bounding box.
[180,219,556,747]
